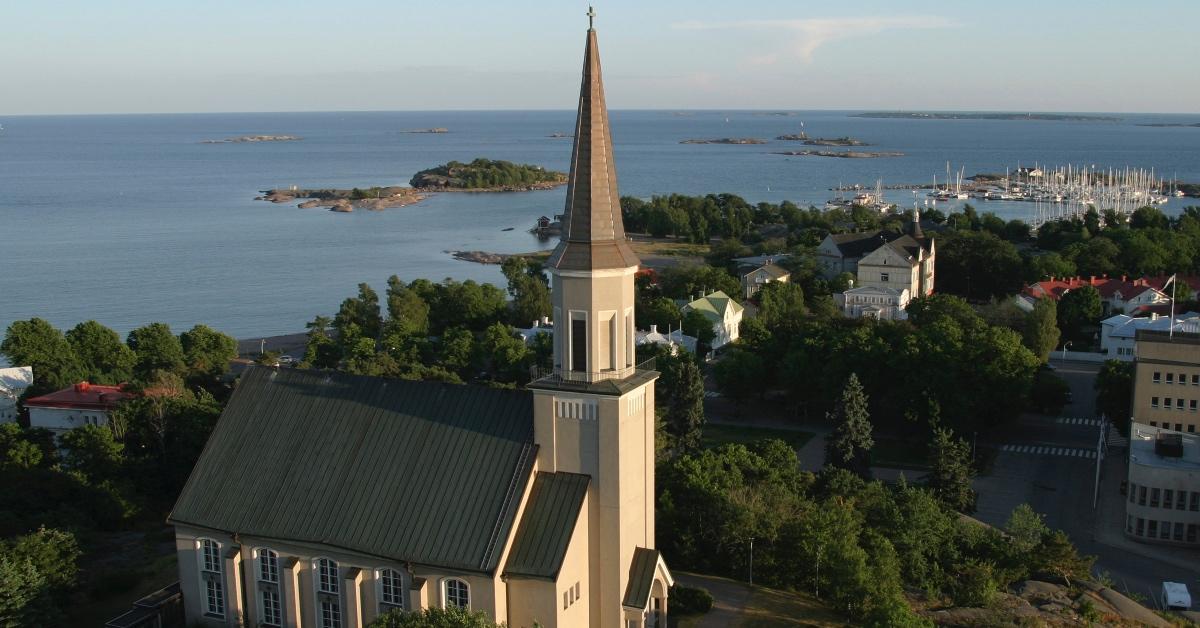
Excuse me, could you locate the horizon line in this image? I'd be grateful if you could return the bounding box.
[3,107,1199,118]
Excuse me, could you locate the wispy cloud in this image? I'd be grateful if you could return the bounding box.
[672,16,958,64]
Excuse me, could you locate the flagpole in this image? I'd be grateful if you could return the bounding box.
[1167,274,1177,339]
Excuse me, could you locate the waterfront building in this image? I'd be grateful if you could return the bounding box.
[169,14,671,628]
[24,381,132,440]
[1100,313,1200,360]
[1125,423,1200,546]
[680,291,743,351]
[0,366,33,424]
[1130,330,1200,434]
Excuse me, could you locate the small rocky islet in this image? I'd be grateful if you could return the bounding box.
[680,137,768,145]
[201,135,302,144]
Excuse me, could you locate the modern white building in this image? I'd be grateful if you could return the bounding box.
[24,381,133,440]
[680,291,743,351]
[1125,423,1200,546]
[0,366,33,424]
[1100,313,1200,360]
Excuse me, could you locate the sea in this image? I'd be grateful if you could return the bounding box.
[1,110,1197,340]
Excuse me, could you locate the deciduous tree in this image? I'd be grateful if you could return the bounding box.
[65,321,135,385]
[1,319,83,397]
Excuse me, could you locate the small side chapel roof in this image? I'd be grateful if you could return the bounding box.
[169,367,537,574]
[503,472,590,580]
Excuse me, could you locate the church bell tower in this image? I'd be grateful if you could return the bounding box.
[528,9,665,627]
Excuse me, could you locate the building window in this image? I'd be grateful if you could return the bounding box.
[1167,373,1175,384]
[1154,371,1161,383]
[1178,491,1188,510]
[1191,492,1199,512]
[206,578,225,618]
[198,539,224,618]
[1180,373,1187,385]
[1160,521,1171,540]
[1129,483,1137,503]
[444,578,470,609]
[258,549,281,627]
[1165,489,1174,509]
[1176,423,1184,432]
[564,591,569,610]
[575,581,581,600]
[1174,522,1185,541]
[571,315,587,373]
[1192,400,1199,412]
[320,599,342,628]
[1151,488,1160,508]
[1177,399,1185,410]
[379,568,405,610]
[1136,518,1144,536]
[259,549,279,583]
[316,558,339,594]
[315,558,341,628]
[261,589,282,627]
[1188,524,1198,543]
[1192,374,1199,386]
[1165,398,1173,411]
[1138,485,1146,506]
[880,273,889,282]
[1148,520,1158,537]
[1152,397,1159,408]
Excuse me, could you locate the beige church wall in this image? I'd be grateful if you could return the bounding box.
[174,524,512,627]
[506,578,557,628]
[504,497,590,628]
[555,494,592,628]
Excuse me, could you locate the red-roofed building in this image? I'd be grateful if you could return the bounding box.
[1022,275,1169,316]
[25,381,134,441]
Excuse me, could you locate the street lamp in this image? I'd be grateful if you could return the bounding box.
[1061,341,1073,361]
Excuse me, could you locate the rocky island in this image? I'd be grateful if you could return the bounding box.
[1136,122,1200,128]
[400,128,448,134]
[409,158,567,191]
[201,135,301,144]
[775,149,903,159]
[802,136,870,146]
[680,138,768,145]
[256,186,426,212]
[852,112,1120,122]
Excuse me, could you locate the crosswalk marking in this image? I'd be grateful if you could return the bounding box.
[1056,417,1104,427]
[999,444,1097,459]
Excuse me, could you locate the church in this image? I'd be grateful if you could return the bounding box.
[169,13,672,628]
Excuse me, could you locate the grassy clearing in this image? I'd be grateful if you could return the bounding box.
[734,586,850,627]
[871,437,931,470]
[672,572,848,628]
[702,423,815,452]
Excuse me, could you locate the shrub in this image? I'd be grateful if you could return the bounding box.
[952,560,997,607]
[669,584,714,615]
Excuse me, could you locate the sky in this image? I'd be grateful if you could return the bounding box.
[3,0,1198,115]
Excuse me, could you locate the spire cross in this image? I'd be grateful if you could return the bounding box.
[587,5,595,29]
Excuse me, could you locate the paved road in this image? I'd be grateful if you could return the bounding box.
[976,358,1200,603]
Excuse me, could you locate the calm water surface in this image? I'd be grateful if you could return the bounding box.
[1,110,1197,338]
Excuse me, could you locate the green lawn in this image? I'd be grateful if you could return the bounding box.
[672,572,848,628]
[871,437,931,470]
[702,424,815,452]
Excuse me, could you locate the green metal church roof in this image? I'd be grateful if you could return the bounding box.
[169,367,536,574]
[504,472,590,580]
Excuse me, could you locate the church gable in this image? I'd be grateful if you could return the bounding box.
[504,472,590,580]
[169,367,536,574]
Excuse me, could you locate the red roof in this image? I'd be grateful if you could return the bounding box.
[1024,275,1166,301]
[24,381,134,411]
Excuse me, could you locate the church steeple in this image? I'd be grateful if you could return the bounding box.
[546,10,640,272]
